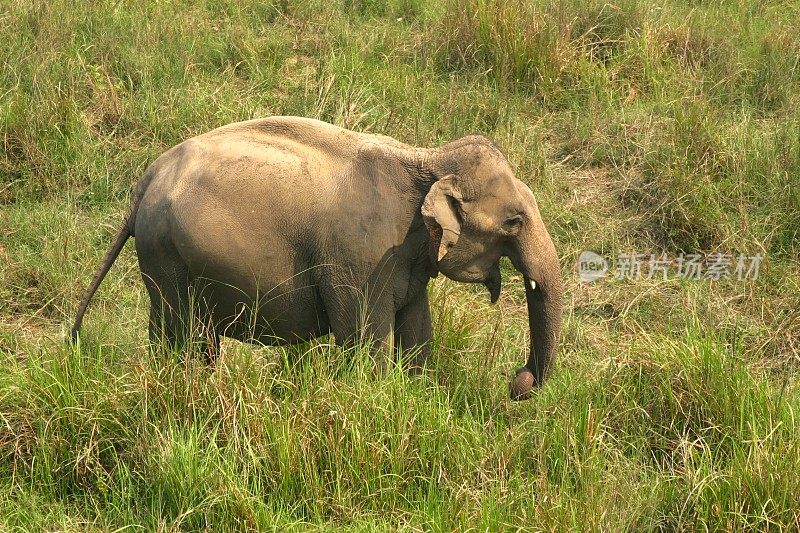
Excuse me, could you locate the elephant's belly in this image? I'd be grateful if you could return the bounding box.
[196,278,331,344]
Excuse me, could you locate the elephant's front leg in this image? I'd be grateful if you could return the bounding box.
[324,283,396,372]
[394,289,432,373]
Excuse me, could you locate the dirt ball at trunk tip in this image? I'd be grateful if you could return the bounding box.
[509,367,535,400]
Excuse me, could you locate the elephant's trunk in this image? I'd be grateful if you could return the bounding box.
[509,212,563,400]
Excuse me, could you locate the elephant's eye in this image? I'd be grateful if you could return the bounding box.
[502,214,523,233]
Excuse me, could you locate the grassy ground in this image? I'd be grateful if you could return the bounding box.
[1,0,799,530]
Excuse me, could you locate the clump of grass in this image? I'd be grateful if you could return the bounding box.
[618,101,800,255]
[343,0,426,20]
[429,0,646,100]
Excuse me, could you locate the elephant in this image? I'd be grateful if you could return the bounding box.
[71,116,563,400]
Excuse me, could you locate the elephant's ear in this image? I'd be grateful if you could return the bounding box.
[421,175,462,267]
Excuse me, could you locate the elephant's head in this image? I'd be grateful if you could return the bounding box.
[422,137,563,400]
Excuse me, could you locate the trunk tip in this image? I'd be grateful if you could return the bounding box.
[509,366,535,401]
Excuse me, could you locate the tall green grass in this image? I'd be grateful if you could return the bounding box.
[2,317,799,529]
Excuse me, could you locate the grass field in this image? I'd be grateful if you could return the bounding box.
[1,0,799,530]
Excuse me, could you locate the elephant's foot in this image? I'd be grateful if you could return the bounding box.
[509,366,535,401]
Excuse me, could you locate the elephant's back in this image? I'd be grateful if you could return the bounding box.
[132,118,352,287]
[197,115,364,162]
[137,116,405,214]
[131,115,403,288]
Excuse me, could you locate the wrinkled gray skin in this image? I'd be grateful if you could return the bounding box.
[72,117,563,399]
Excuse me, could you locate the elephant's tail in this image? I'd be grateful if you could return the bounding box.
[70,221,132,341]
[70,164,156,341]
[70,166,155,341]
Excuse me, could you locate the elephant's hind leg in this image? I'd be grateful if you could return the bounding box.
[140,252,219,362]
[196,293,221,364]
[143,267,191,353]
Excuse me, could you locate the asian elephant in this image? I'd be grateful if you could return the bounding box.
[71,117,563,400]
